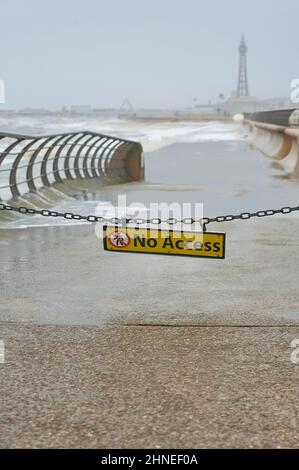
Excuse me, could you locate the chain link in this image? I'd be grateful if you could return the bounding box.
[0,202,299,229]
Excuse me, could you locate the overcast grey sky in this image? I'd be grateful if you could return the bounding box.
[0,0,298,109]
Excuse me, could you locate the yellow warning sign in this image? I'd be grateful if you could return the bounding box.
[103,226,226,259]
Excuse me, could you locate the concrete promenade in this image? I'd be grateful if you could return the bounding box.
[0,322,298,448]
[1,217,299,448]
[1,141,299,448]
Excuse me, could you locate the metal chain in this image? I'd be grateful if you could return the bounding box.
[1,202,299,229]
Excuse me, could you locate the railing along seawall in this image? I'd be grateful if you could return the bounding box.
[0,130,144,203]
[243,109,299,176]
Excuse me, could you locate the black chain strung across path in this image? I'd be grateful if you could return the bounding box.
[1,202,299,231]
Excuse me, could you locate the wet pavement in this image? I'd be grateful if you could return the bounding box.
[1,323,299,448]
[1,139,299,447]
[1,214,299,327]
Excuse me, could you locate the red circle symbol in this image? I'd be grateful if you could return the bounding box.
[109,231,131,248]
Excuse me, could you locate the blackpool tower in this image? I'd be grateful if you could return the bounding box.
[237,35,249,97]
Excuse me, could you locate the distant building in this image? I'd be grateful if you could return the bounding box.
[237,35,249,97]
[222,35,293,115]
[0,108,15,115]
[69,105,91,115]
[18,107,49,115]
[193,103,219,114]
[223,94,294,115]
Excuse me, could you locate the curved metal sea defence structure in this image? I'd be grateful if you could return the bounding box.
[244,109,299,176]
[0,130,144,202]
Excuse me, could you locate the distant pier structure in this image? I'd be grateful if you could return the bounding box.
[237,34,249,97]
[118,98,136,118]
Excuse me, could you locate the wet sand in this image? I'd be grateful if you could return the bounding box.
[1,140,299,447]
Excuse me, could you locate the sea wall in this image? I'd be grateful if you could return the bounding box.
[242,109,299,176]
